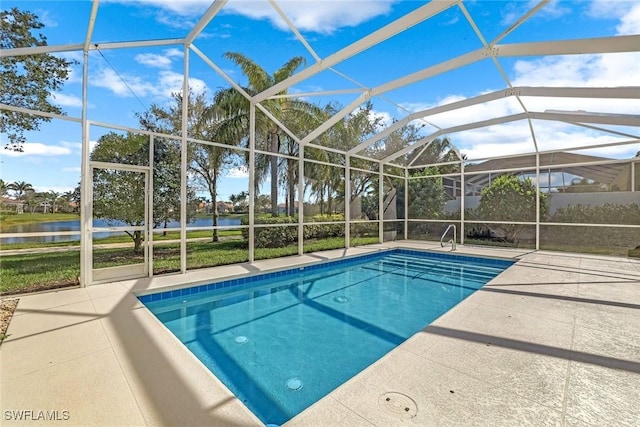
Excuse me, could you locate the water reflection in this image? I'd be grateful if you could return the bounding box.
[1,218,242,243]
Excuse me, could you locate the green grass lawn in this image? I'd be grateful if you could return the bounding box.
[0,212,80,230]
[0,236,380,295]
[0,229,242,251]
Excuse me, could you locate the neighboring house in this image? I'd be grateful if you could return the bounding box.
[67,201,79,213]
[443,152,638,214]
[0,197,24,213]
[216,201,234,213]
[202,201,233,214]
[463,152,636,193]
[277,201,299,215]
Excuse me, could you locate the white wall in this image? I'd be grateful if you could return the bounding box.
[444,191,639,214]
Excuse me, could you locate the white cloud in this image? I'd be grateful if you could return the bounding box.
[33,185,76,194]
[62,166,81,172]
[48,93,85,108]
[158,71,208,97]
[228,0,397,34]
[64,67,82,85]
[616,3,640,35]
[1,143,71,157]
[511,52,640,88]
[451,120,634,161]
[370,110,393,130]
[45,52,83,85]
[577,143,640,159]
[395,3,640,162]
[106,0,210,15]
[135,48,184,68]
[164,48,183,58]
[135,53,173,68]
[398,91,636,162]
[89,68,207,99]
[500,0,570,27]
[351,106,393,130]
[443,14,459,26]
[90,68,156,97]
[60,140,98,153]
[59,141,82,150]
[60,51,84,63]
[587,1,640,35]
[111,0,396,34]
[400,95,523,131]
[225,166,249,179]
[36,9,58,27]
[587,0,635,20]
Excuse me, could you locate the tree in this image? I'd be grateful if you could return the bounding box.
[139,91,235,242]
[7,180,33,202]
[69,184,81,213]
[215,52,324,216]
[48,190,60,213]
[397,166,446,220]
[1,8,76,151]
[311,102,383,217]
[0,179,8,198]
[229,191,248,213]
[23,190,47,213]
[477,175,549,243]
[407,137,459,172]
[255,194,271,214]
[91,132,196,253]
[61,189,77,213]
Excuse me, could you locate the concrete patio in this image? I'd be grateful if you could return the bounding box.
[1,242,639,426]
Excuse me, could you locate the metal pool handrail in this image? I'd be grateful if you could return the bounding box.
[440,224,457,251]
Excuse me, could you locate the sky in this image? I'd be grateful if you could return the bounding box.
[1,0,639,201]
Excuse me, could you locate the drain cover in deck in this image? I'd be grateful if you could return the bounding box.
[378,392,417,420]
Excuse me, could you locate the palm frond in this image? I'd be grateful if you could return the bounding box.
[224,52,272,91]
[274,56,306,86]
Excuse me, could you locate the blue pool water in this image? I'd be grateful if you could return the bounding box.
[140,249,514,425]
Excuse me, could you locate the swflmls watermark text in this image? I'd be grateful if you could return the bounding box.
[4,410,70,421]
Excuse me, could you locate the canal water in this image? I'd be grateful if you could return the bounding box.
[1,217,242,244]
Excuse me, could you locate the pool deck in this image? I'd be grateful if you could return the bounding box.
[2,241,639,426]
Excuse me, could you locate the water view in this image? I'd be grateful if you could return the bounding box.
[1,217,242,244]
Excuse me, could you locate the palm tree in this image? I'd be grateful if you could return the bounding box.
[48,191,60,213]
[215,52,324,216]
[25,191,47,213]
[7,180,33,203]
[62,190,77,213]
[229,191,248,212]
[0,179,8,198]
[407,137,458,172]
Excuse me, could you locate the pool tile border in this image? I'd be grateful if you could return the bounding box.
[137,248,515,304]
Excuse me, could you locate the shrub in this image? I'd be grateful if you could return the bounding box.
[241,214,348,248]
[551,203,640,225]
[350,222,378,238]
[547,203,640,255]
[477,175,548,243]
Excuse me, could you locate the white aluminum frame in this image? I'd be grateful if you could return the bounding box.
[89,162,150,285]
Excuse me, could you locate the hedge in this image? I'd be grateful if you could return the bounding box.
[241,214,348,248]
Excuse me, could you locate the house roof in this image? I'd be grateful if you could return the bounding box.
[465,152,635,189]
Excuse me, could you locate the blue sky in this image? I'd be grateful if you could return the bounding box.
[1,0,639,200]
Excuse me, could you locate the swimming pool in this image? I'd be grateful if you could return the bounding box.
[139,249,514,425]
